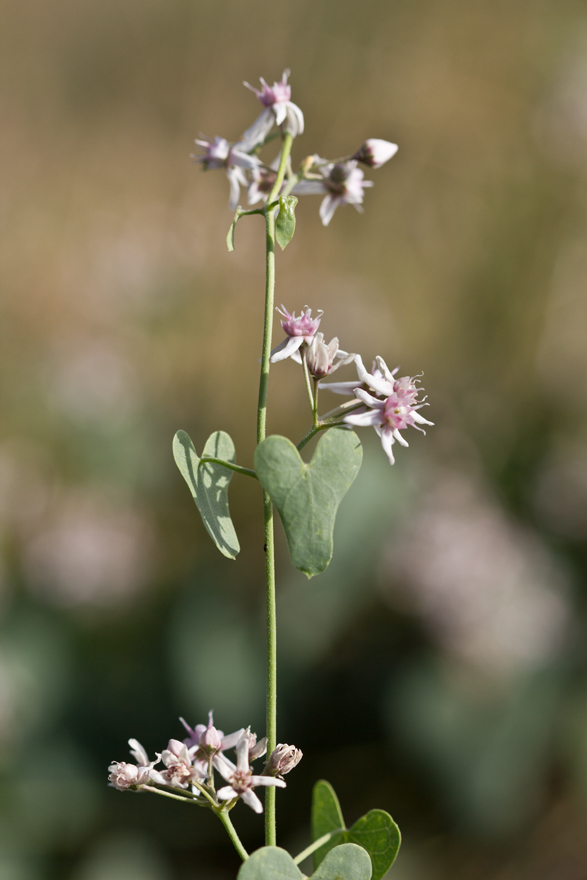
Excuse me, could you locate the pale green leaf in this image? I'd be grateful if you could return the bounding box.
[312,780,345,870]
[311,781,401,880]
[346,812,401,880]
[173,429,240,559]
[312,844,372,880]
[237,847,304,880]
[275,196,298,250]
[254,429,362,578]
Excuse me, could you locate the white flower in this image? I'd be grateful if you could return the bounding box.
[160,738,206,789]
[180,711,244,778]
[192,136,261,210]
[305,333,356,378]
[342,356,433,465]
[353,139,398,169]
[293,160,374,226]
[108,738,164,790]
[242,70,304,148]
[264,743,303,778]
[214,728,285,813]
[270,305,323,364]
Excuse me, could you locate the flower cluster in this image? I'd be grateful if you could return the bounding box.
[108,711,301,814]
[192,71,398,222]
[271,306,433,464]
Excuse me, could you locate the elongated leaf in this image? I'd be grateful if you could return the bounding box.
[311,781,401,880]
[173,429,240,559]
[238,847,304,880]
[254,429,362,577]
[313,844,371,880]
[312,780,345,870]
[226,208,243,252]
[276,196,298,250]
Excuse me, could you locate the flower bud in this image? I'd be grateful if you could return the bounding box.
[353,139,398,169]
[264,743,303,777]
[199,724,222,754]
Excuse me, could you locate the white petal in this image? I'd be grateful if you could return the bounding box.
[363,371,394,397]
[128,739,149,766]
[320,380,362,395]
[355,388,382,407]
[319,194,340,226]
[344,411,382,427]
[270,336,304,363]
[379,427,396,465]
[227,169,241,211]
[221,729,245,750]
[217,785,239,801]
[272,104,287,126]
[250,776,287,788]
[375,356,399,384]
[240,109,274,150]
[231,149,261,169]
[213,754,235,781]
[292,180,329,196]
[284,103,305,137]
[241,789,264,813]
[412,412,434,426]
[149,769,168,786]
[393,428,409,447]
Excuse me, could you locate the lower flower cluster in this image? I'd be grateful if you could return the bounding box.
[270,306,433,464]
[108,712,302,815]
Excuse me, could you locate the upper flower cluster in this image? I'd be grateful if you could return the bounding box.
[108,711,302,814]
[192,71,398,222]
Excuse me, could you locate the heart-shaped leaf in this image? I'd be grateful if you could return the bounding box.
[346,812,401,880]
[238,847,304,880]
[311,781,401,880]
[312,780,345,868]
[173,429,240,559]
[254,429,362,577]
[238,845,371,880]
[313,844,371,880]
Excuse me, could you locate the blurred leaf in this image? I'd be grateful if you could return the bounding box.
[254,429,362,577]
[275,196,298,250]
[313,844,372,880]
[173,429,240,559]
[238,847,303,880]
[312,781,400,880]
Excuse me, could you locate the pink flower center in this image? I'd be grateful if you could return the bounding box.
[383,394,412,430]
[280,310,321,337]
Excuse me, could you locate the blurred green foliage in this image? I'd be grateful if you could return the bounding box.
[1,0,587,877]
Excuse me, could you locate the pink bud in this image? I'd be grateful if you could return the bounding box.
[353,139,398,169]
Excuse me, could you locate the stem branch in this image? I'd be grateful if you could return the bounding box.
[216,809,250,862]
[200,457,258,479]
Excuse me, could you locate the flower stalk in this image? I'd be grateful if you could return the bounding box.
[257,131,294,847]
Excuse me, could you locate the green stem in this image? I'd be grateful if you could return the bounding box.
[141,785,206,806]
[293,831,340,865]
[313,378,319,427]
[257,131,293,848]
[200,457,258,479]
[302,350,314,411]
[216,809,250,862]
[296,421,343,451]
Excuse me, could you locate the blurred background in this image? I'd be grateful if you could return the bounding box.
[1,0,587,877]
